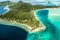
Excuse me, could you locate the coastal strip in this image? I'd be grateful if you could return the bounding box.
[0,18,32,32]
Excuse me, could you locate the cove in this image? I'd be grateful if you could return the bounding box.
[0,5,10,15]
[27,8,60,40]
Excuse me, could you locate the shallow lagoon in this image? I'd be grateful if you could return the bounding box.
[27,8,60,40]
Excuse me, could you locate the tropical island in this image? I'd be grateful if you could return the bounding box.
[0,1,60,31]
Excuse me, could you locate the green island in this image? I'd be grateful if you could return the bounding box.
[0,1,59,30]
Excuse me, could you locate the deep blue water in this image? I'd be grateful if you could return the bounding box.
[0,24,28,40]
[27,9,60,40]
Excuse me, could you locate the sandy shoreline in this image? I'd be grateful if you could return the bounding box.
[0,18,32,32]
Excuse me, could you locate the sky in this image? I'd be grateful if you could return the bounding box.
[0,0,20,2]
[0,0,60,2]
[0,0,60,5]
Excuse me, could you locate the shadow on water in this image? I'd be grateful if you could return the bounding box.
[0,24,28,40]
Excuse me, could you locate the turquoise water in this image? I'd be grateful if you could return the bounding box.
[27,8,60,40]
[0,6,10,14]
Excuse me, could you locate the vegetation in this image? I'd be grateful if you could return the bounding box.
[0,1,59,29]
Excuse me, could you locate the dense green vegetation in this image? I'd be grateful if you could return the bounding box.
[0,1,39,29]
[0,1,60,29]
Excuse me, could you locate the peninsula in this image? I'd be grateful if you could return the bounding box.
[0,1,59,32]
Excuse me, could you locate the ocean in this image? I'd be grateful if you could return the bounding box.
[0,24,28,40]
[27,8,60,40]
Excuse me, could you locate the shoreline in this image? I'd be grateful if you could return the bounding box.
[0,18,32,32]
